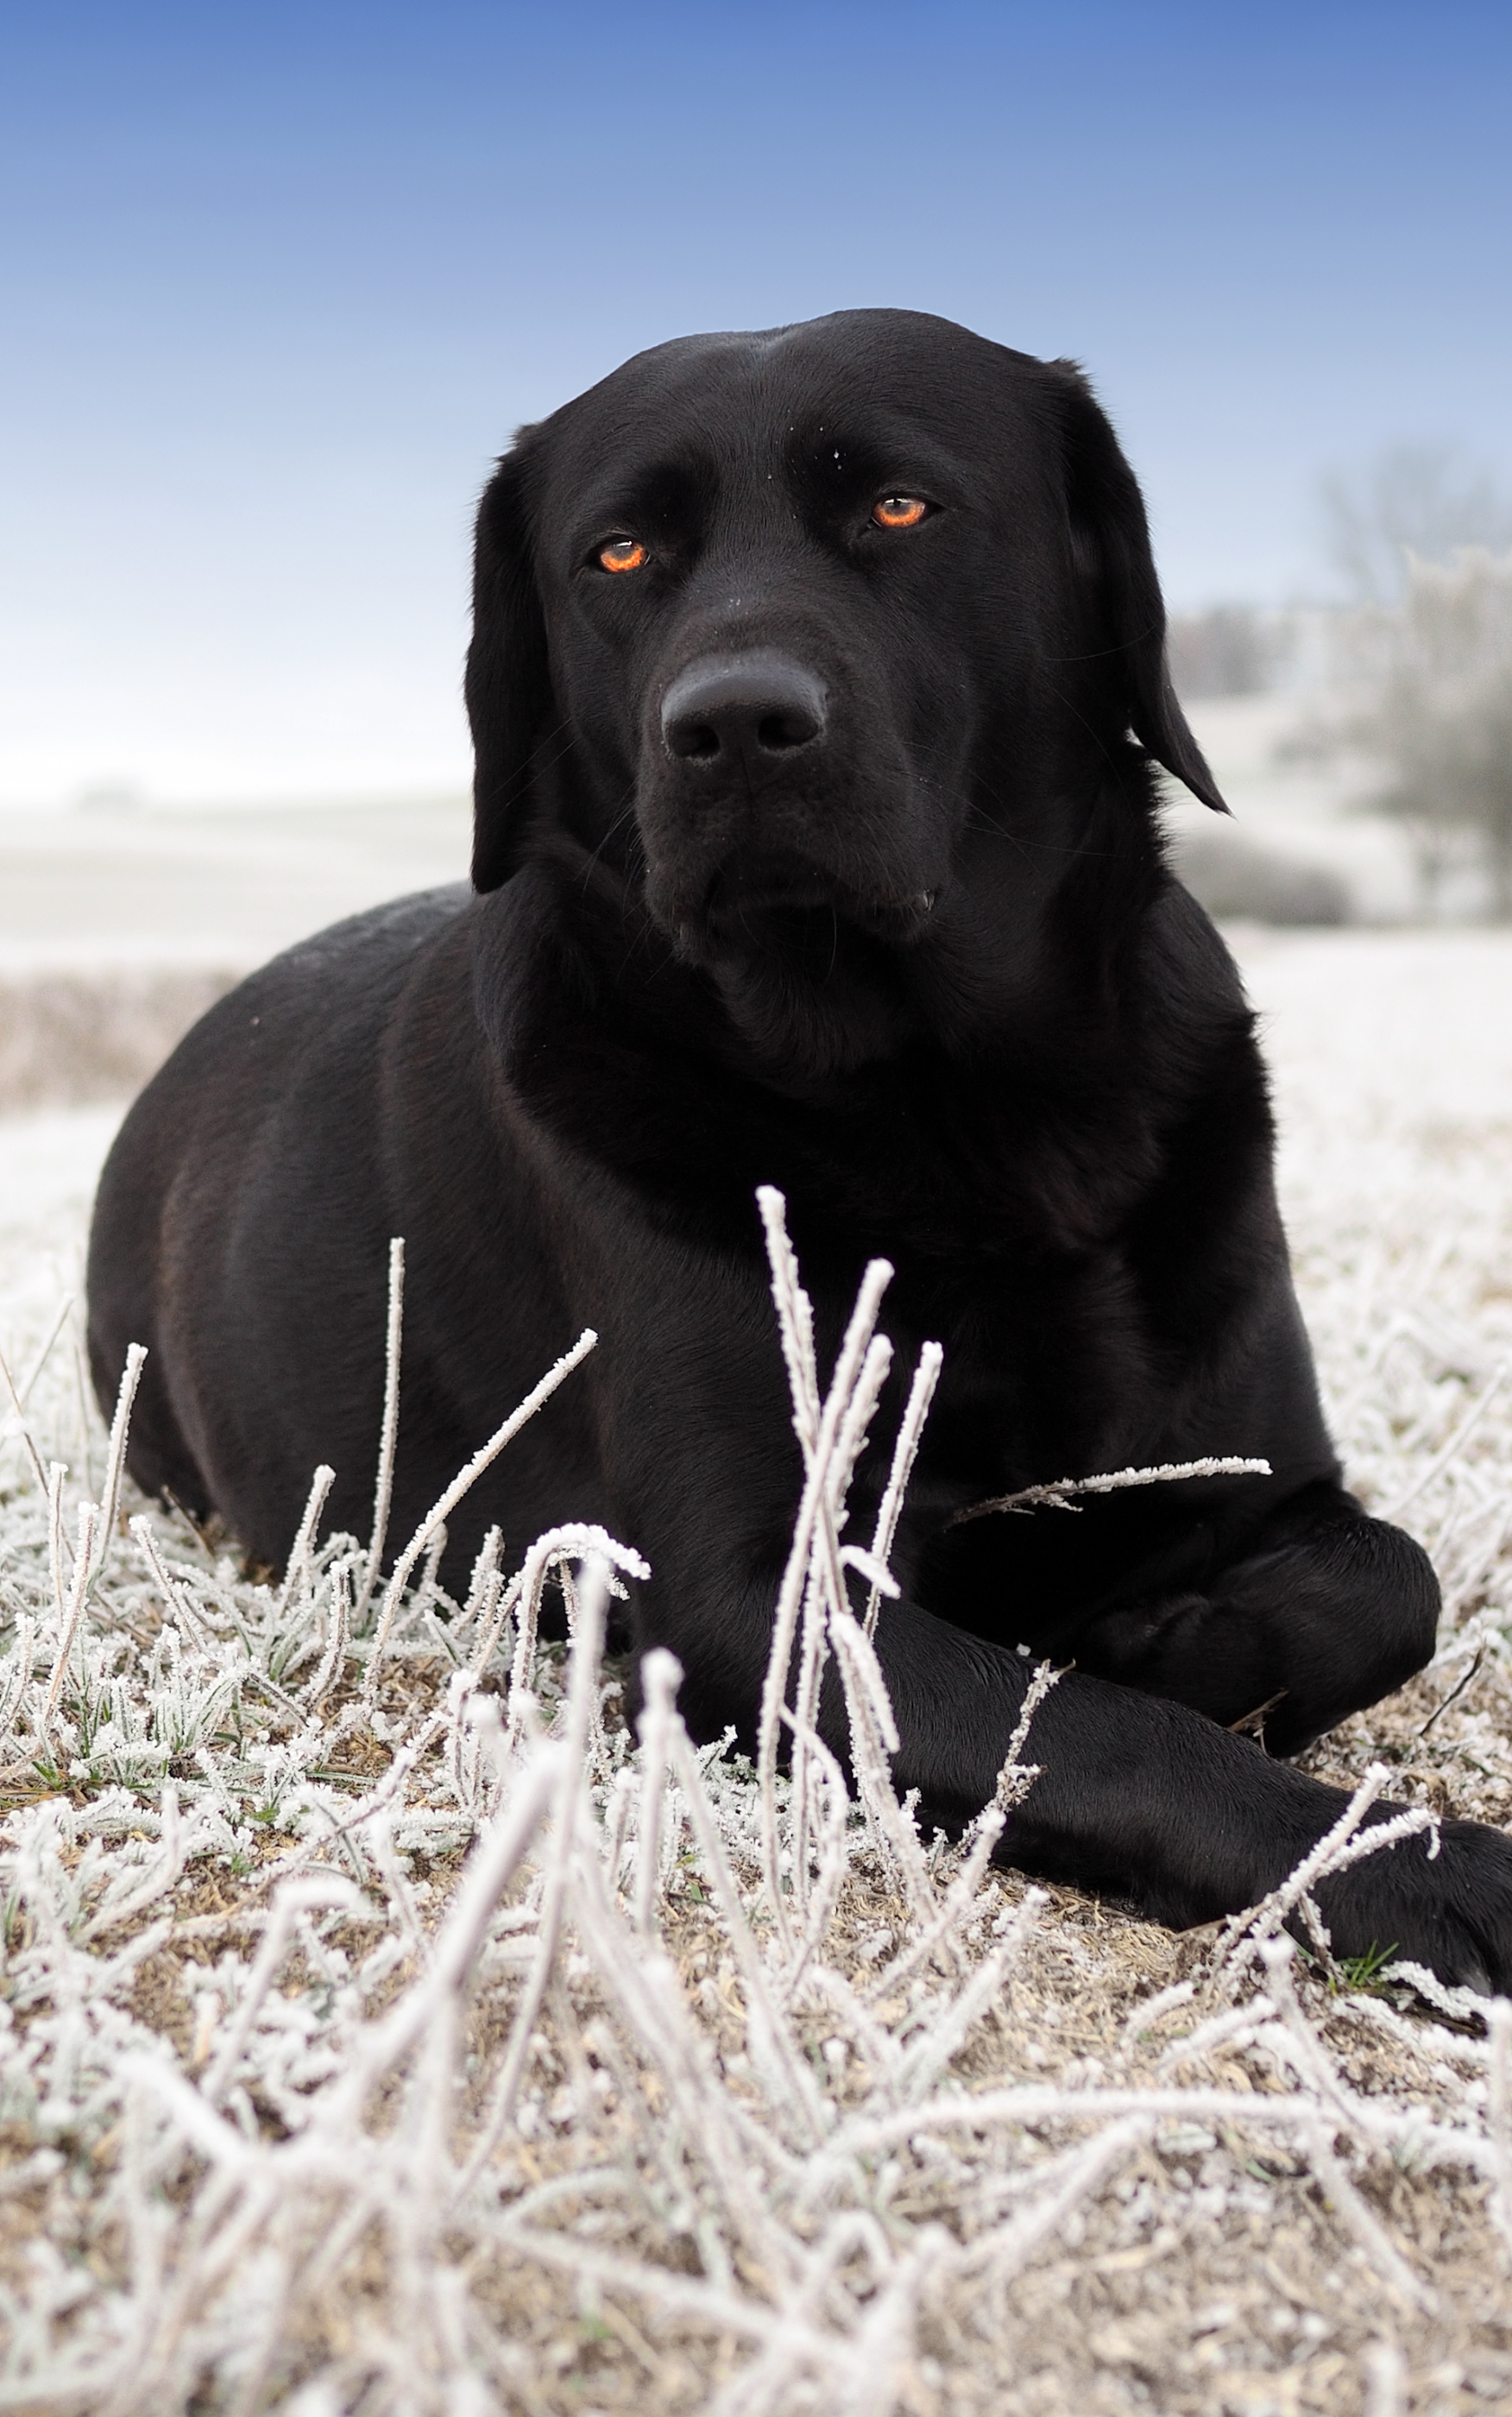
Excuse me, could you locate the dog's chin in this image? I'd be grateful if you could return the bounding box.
[654,863,939,960]
[661,896,929,1078]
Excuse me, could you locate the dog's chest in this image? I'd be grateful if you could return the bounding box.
[504,977,1230,1486]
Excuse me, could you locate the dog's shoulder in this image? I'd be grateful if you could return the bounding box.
[1131,871,1263,1098]
[109,885,477,1167]
[1138,871,1252,1020]
[255,883,475,1015]
[1118,876,1284,1316]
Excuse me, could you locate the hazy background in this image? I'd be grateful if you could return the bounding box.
[4,0,1511,808]
[2,0,1512,1085]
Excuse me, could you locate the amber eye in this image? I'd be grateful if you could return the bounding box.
[598,536,647,573]
[872,495,929,530]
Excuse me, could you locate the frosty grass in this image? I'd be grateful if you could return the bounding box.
[0,928,1511,2415]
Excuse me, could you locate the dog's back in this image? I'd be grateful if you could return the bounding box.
[88,886,482,1554]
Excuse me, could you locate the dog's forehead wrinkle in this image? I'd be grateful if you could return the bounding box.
[551,315,1065,489]
[557,342,1004,546]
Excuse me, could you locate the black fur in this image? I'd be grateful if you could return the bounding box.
[87,310,1512,1986]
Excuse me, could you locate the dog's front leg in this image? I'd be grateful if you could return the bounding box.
[633,1575,1512,1991]
[1068,1480,1440,1758]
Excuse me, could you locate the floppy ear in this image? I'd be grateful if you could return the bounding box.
[1049,361,1227,813]
[466,431,554,890]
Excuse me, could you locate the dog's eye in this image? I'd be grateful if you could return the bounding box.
[597,536,647,573]
[871,495,929,531]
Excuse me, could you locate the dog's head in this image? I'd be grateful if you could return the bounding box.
[467,309,1221,1070]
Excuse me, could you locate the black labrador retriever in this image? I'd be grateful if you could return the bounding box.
[88,309,1512,1985]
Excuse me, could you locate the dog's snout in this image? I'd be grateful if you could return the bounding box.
[661,652,827,767]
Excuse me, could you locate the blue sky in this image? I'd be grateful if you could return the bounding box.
[3,0,1509,802]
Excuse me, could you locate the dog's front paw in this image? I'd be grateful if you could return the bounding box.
[1314,1814,1512,1995]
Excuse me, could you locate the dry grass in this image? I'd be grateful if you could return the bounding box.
[0,969,239,1113]
[0,927,1509,2414]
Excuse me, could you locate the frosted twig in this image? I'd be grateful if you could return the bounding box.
[129,1515,217,1651]
[353,1236,406,1623]
[633,1647,681,1936]
[668,1714,828,2139]
[895,1928,1034,2100]
[501,1523,646,1753]
[758,1186,821,1454]
[0,1616,35,1758]
[948,1454,1271,1526]
[1252,1942,1439,2310]
[462,1562,511,1679]
[299,1556,353,1709]
[991,1657,1062,1814]
[334,1745,564,2124]
[791,1326,894,1903]
[87,1341,145,1587]
[954,2116,1153,2287]
[457,1524,503,1638]
[1218,1764,1439,1985]
[5,1129,1510,2402]
[789,1569,828,1924]
[203,1876,363,2106]
[10,1293,74,1413]
[46,1458,68,1622]
[865,1340,942,1638]
[1156,1996,1274,2075]
[37,1498,98,1751]
[706,2209,893,2416]
[364,1326,598,1695]
[791,1321,894,1901]
[755,1191,892,1947]
[278,1462,335,1618]
[780,1711,853,2004]
[1339,1989,1490,2073]
[862,1844,1042,2014]
[0,1338,50,1492]
[255,1701,456,1877]
[1383,1959,1496,2025]
[1301,2112,1433,2308]
[823,2077,1497,2170]
[562,1841,798,2276]
[464,1562,609,2171]
[79,1781,184,1941]
[829,1329,895,1520]
[825,1599,933,1922]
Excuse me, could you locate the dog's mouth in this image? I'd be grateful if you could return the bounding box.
[671,859,940,957]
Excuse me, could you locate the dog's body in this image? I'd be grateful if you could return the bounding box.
[89,311,1512,1982]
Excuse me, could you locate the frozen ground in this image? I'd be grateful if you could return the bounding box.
[0,927,1510,2414]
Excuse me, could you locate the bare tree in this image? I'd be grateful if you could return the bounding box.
[1167,606,1288,700]
[1320,445,1512,606]
[1339,549,1512,916]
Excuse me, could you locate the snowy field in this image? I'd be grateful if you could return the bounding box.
[0,926,1510,2414]
[0,794,471,975]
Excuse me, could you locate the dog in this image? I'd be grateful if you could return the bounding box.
[87,309,1512,1985]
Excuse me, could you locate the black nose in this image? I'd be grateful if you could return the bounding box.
[660,651,827,766]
